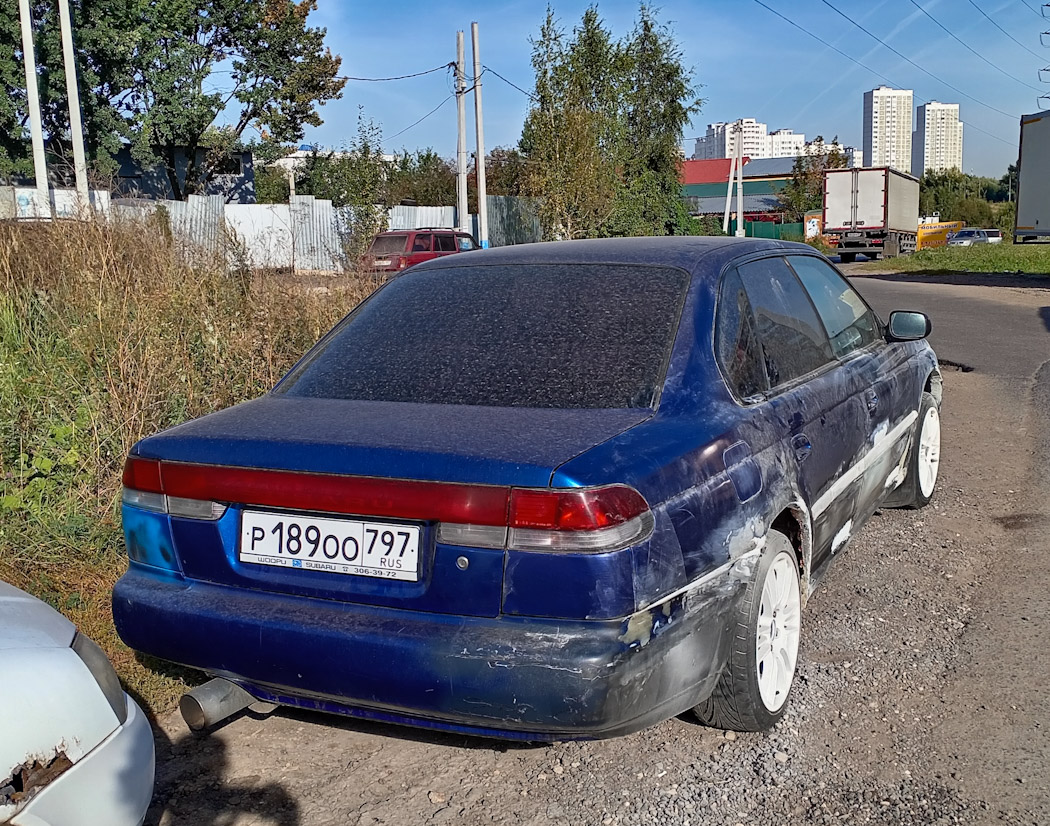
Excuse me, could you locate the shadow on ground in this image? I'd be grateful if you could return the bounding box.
[849,270,1050,289]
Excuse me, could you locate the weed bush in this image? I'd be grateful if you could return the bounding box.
[0,218,370,711]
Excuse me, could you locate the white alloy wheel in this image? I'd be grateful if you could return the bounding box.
[917,405,941,499]
[756,550,801,713]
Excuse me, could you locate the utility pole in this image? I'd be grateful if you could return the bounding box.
[455,31,469,234]
[735,121,745,237]
[17,0,51,218]
[471,22,488,248]
[722,147,737,235]
[58,0,89,209]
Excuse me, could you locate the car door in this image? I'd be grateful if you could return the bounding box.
[433,232,457,258]
[785,253,915,528]
[734,256,870,571]
[408,232,435,264]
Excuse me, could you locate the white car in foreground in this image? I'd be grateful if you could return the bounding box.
[0,581,155,826]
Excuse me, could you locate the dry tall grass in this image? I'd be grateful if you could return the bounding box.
[0,217,371,711]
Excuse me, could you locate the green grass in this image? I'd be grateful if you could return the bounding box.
[857,242,1050,276]
[0,219,372,715]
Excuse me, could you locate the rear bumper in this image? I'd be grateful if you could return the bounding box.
[113,564,747,740]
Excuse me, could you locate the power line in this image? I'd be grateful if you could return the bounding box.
[483,65,537,101]
[965,0,1046,60]
[386,94,455,142]
[337,64,454,83]
[814,0,1019,120]
[750,0,1016,147]
[904,0,1045,93]
[1017,0,1046,17]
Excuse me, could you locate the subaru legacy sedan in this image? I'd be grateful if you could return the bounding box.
[113,237,941,740]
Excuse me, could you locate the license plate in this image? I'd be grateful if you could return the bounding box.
[846,231,863,238]
[239,511,420,581]
[374,258,391,266]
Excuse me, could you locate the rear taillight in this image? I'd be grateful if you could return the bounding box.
[442,486,653,553]
[121,457,227,521]
[396,255,409,269]
[121,456,653,552]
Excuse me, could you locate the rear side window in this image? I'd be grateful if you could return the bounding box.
[736,257,834,388]
[434,233,456,252]
[716,268,768,400]
[368,235,408,256]
[786,255,879,358]
[410,233,432,252]
[279,264,690,409]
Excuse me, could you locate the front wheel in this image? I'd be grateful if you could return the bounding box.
[886,391,940,509]
[694,531,802,731]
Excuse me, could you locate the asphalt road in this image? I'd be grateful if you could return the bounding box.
[848,271,1050,378]
[145,274,1050,826]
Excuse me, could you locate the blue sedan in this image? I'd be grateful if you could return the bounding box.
[113,237,941,739]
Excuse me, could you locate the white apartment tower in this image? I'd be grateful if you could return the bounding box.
[912,101,963,177]
[692,120,806,160]
[863,86,913,173]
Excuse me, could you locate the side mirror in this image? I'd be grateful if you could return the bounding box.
[887,311,932,341]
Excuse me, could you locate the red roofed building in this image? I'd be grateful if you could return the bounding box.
[680,158,744,186]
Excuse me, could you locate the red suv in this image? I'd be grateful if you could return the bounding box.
[361,228,479,273]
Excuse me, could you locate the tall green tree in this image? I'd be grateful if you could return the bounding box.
[386,149,456,207]
[1,0,345,197]
[520,4,701,239]
[777,136,847,222]
[294,114,387,256]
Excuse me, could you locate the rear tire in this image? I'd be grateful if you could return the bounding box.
[694,531,801,731]
[886,391,940,509]
[839,253,856,264]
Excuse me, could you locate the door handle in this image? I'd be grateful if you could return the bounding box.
[865,389,879,414]
[792,434,812,463]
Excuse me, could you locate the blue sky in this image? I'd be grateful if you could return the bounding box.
[293,0,1050,178]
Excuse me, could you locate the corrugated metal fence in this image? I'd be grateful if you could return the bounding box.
[109,194,544,271]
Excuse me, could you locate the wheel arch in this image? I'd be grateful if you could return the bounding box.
[769,503,813,605]
[925,367,943,407]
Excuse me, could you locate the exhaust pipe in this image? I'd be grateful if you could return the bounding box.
[180,678,259,731]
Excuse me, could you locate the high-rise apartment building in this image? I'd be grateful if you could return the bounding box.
[912,101,963,177]
[692,120,806,160]
[863,86,913,173]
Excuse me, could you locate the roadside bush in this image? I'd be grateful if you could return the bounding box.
[0,218,370,711]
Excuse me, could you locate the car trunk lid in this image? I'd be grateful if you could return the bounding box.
[127,396,651,617]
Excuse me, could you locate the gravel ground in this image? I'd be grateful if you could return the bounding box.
[147,274,1050,826]
[146,365,1050,826]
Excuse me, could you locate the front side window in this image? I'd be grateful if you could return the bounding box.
[434,233,456,252]
[278,264,690,409]
[457,234,478,251]
[786,255,880,358]
[736,257,834,389]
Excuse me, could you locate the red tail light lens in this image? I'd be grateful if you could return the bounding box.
[121,456,653,552]
[509,486,650,531]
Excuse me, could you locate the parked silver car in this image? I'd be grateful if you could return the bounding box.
[948,228,1002,246]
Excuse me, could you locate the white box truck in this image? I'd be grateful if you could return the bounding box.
[1014,110,1050,242]
[823,167,920,263]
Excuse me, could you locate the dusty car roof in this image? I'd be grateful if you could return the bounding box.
[414,236,814,273]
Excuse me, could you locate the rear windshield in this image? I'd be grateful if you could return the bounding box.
[368,235,409,256]
[278,263,690,408]
[954,230,977,238]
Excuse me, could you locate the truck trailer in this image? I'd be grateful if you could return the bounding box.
[823,167,919,263]
[1014,110,1050,242]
